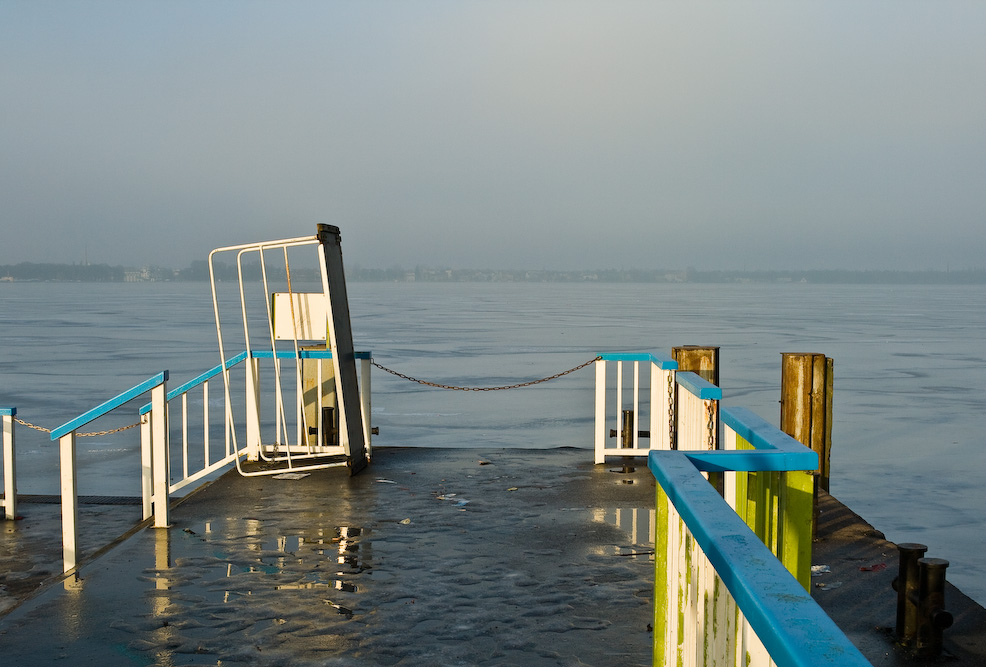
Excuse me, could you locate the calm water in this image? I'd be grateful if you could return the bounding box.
[1,281,984,604]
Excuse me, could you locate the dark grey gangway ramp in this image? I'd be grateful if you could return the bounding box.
[317,224,368,474]
[208,225,369,477]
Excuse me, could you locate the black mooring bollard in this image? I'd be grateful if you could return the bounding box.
[915,557,953,658]
[619,409,635,473]
[893,542,928,644]
[609,409,650,474]
[892,543,953,658]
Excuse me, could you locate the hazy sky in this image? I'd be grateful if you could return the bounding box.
[2,2,984,271]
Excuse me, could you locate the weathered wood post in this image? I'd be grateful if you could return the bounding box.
[671,346,719,386]
[779,353,833,491]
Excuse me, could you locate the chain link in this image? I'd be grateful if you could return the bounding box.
[706,400,717,450]
[14,417,141,438]
[371,356,601,391]
[667,371,676,449]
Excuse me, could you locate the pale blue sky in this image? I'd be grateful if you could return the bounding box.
[2,1,984,270]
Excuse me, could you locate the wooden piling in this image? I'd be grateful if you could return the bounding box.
[780,353,833,491]
[671,346,719,386]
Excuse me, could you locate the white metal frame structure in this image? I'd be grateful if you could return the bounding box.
[208,226,370,477]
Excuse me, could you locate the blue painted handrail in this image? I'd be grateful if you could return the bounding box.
[0,407,16,416]
[649,406,869,666]
[675,371,722,400]
[682,406,818,472]
[597,351,677,370]
[167,351,248,399]
[137,349,373,415]
[51,372,168,440]
[139,352,249,415]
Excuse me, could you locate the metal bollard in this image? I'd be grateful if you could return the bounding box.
[608,409,651,474]
[893,542,928,644]
[619,410,635,473]
[892,543,953,657]
[915,557,953,658]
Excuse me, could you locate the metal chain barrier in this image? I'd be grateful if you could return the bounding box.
[706,400,717,450]
[13,356,600,434]
[371,356,601,392]
[14,417,141,437]
[667,371,676,449]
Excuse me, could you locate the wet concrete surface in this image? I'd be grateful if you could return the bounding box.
[0,448,657,666]
[0,497,145,615]
[3,450,985,666]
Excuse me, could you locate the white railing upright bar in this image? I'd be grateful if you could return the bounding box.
[58,431,78,574]
[1,407,16,521]
[149,381,169,528]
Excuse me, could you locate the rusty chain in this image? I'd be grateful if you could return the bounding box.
[371,356,601,391]
[14,417,141,438]
[667,371,676,449]
[706,399,717,450]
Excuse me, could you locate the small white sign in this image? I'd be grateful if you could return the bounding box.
[271,292,327,340]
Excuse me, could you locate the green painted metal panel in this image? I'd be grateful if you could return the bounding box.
[782,469,814,590]
[735,434,814,590]
[654,486,670,666]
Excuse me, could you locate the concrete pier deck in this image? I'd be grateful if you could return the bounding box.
[0,448,656,666]
[1,448,984,665]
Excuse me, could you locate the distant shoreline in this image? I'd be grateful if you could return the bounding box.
[2,263,985,284]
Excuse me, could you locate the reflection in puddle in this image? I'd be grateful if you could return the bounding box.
[592,507,655,558]
[218,523,368,612]
[153,520,370,615]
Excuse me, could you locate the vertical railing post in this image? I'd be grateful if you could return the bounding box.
[245,355,262,461]
[360,356,372,456]
[594,358,606,464]
[648,364,661,450]
[151,380,170,528]
[59,431,79,572]
[140,411,152,520]
[1,408,17,521]
[203,380,210,466]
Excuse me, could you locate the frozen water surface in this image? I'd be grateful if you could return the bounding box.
[0,281,983,605]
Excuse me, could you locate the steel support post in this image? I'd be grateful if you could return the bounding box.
[59,432,78,572]
[2,409,16,521]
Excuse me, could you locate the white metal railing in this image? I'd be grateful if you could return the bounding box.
[594,353,722,463]
[208,231,370,476]
[1,407,16,521]
[49,372,168,572]
[593,352,678,463]
[138,355,243,528]
[138,349,372,528]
